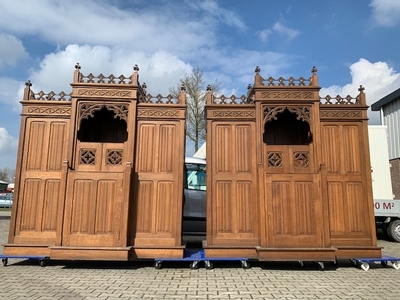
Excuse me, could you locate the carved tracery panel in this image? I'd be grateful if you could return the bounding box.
[78,103,128,129]
[263,106,311,126]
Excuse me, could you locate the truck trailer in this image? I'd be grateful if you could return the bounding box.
[368,125,400,242]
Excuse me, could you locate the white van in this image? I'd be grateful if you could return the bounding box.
[183,157,206,235]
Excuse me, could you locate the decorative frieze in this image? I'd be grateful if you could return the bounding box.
[77,88,132,98]
[320,110,362,119]
[27,106,71,115]
[261,91,314,100]
[137,109,180,118]
[212,110,255,118]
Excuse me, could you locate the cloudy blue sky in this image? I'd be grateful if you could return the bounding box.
[0,0,400,170]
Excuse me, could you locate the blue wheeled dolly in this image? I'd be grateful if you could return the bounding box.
[1,255,47,267]
[154,249,249,270]
[351,256,400,271]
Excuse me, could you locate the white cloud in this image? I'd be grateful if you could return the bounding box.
[27,44,193,96]
[272,22,300,39]
[0,0,218,55]
[259,29,272,42]
[196,0,247,31]
[259,21,300,42]
[320,58,400,124]
[0,127,18,170]
[370,0,400,27]
[0,33,28,67]
[24,42,295,100]
[0,77,23,112]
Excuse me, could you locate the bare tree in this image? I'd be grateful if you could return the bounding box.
[170,67,220,152]
[0,167,15,182]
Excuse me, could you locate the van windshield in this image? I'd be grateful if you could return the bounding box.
[186,163,206,191]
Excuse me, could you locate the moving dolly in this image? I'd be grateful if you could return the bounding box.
[154,249,249,270]
[351,256,400,271]
[0,255,47,267]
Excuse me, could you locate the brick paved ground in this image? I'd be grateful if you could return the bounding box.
[1,210,400,300]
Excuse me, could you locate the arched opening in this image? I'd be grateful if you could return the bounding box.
[77,107,128,143]
[263,109,311,145]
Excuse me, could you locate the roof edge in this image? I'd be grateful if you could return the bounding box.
[371,87,400,111]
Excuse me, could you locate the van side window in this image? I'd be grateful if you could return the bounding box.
[186,163,206,191]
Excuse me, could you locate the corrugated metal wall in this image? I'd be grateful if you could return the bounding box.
[383,98,400,160]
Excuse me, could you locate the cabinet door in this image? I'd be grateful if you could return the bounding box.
[263,174,324,248]
[62,172,124,247]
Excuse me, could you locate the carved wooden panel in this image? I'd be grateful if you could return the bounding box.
[208,123,258,245]
[132,121,183,246]
[14,178,62,243]
[320,110,362,119]
[328,181,370,237]
[322,124,361,174]
[135,181,153,232]
[26,121,46,170]
[136,124,156,172]
[74,142,125,171]
[322,122,372,243]
[322,125,341,173]
[264,145,313,173]
[12,179,59,242]
[26,106,71,116]
[12,118,68,245]
[138,108,180,118]
[42,180,62,231]
[327,182,344,235]
[212,110,255,119]
[47,122,67,170]
[264,175,322,247]
[63,174,123,247]
[20,179,41,231]
[343,126,361,174]
[260,91,314,100]
[215,181,232,232]
[76,88,132,98]
[155,181,174,232]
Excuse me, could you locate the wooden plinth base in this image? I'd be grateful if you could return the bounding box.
[130,246,185,259]
[3,244,51,257]
[49,246,132,261]
[203,241,258,259]
[334,246,382,259]
[256,247,337,261]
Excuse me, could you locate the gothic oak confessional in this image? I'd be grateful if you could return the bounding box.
[5,65,381,263]
[203,67,380,262]
[5,64,187,260]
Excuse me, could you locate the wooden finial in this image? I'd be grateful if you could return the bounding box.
[23,80,32,100]
[311,66,318,74]
[132,64,139,84]
[311,66,319,86]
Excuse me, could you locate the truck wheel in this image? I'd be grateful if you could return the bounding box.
[382,223,390,240]
[388,220,400,243]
